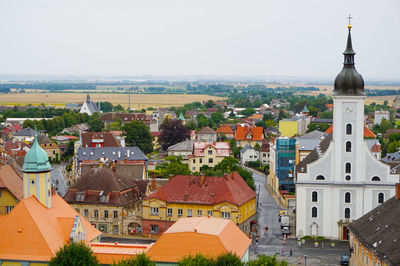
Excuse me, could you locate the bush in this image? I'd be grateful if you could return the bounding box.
[112,253,155,266]
[49,242,99,266]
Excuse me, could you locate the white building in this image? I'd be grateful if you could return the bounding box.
[240,144,258,165]
[374,109,390,125]
[80,94,100,116]
[295,25,399,241]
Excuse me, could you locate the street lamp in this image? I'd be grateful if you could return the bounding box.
[304,255,308,266]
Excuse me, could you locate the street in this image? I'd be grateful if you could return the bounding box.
[249,169,348,265]
[51,164,68,197]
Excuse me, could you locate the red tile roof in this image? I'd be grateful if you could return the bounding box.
[370,144,381,152]
[81,132,120,147]
[216,124,235,134]
[198,127,217,135]
[0,165,23,200]
[193,142,230,157]
[144,172,256,206]
[235,126,264,141]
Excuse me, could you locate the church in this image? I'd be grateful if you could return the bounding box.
[295,23,400,240]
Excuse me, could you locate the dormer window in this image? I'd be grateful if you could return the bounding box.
[76,192,85,202]
[246,134,252,139]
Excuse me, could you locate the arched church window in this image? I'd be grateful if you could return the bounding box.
[345,208,350,219]
[345,192,351,203]
[345,163,351,173]
[378,193,384,204]
[346,124,352,135]
[372,176,381,181]
[312,191,318,202]
[346,141,351,152]
[311,207,317,218]
[316,175,325,180]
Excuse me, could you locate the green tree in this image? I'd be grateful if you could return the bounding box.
[62,140,75,160]
[386,140,400,153]
[215,157,239,173]
[215,252,243,266]
[112,253,155,266]
[237,167,255,190]
[88,114,104,132]
[240,108,255,117]
[161,156,191,177]
[254,143,260,151]
[211,112,224,124]
[178,254,214,266]
[100,102,114,112]
[247,254,288,266]
[158,119,190,151]
[49,242,99,266]
[122,121,153,154]
[205,100,214,108]
[307,123,330,133]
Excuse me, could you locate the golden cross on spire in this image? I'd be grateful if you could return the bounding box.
[347,14,353,29]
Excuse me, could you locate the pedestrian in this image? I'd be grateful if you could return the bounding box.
[290,248,293,256]
[264,226,268,235]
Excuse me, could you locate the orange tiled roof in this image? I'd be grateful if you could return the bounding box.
[0,165,23,200]
[90,242,150,265]
[216,124,234,134]
[147,217,251,263]
[325,104,333,108]
[370,144,381,152]
[325,125,376,138]
[0,194,101,262]
[144,172,256,206]
[249,114,263,120]
[235,126,263,141]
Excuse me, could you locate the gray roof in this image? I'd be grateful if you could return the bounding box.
[298,130,326,140]
[240,144,254,154]
[348,196,400,265]
[167,140,196,152]
[311,118,333,124]
[14,128,45,137]
[76,147,148,162]
[297,139,322,151]
[382,151,400,163]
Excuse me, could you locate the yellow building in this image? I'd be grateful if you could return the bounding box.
[279,119,298,137]
[142,172,257,237]
[38,134,60,161]
[188,142,230,172]
[0,165,23,215]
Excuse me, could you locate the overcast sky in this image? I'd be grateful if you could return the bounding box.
[0,0,399,80]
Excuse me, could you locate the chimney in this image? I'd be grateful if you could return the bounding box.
[168,174,174,181]
[127,149,130,157]
[51,185,57,196]
[396,183,400,200]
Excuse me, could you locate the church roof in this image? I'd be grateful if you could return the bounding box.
[302,104,309,113]
[177,112,185,121]
[21,133,52,173]
[0,194,101,262]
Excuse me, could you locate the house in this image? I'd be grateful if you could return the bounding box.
[147,217,251,265]
[1,124,22,136]
[279,115,310,137]
[216,124,235,139]
[80,94,100,116]
[61,123,90,134]
[296,130,327,162]
[37,134,60,160]
[188,142,230,172]
[374,109,390,125]
[100,113,158,132]
[65,102,81,110]
[259,140,270,165]
[295,25,399,240]
[348,184,400,266]
[167,139,196,159]
[197,127,217,142]
[64,168,148,236]
[235,126,264,147]
[0,165,23,215]
[12,128,38,142]
[0,133,102,265]
[142,172,257,237]
[80,132,120,148]
[51,135,78,144]
[240,144,258,165]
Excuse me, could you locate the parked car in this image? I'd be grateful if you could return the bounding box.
[280,215,290,228]
[340,253,349,265]
[282,226,290,235]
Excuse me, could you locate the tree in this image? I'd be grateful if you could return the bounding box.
[112,253,155,266]
[247,254,288,266]
[122,121,153,154]
[49,242,99,266]
[161,156,191,177]
[88,114,104,132]
[99,102,114,112]
[158,119,189,151]
[215,252,243,266]
[205,100,214,108]
[240,108,256,117]
[211,112,224,124]
[62,140,75,160]
[178,254,215,266]
[215,157,239,173]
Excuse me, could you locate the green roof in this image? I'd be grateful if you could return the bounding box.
[178,112,185,121]
[302,104,309,113]
[22,133,52,173]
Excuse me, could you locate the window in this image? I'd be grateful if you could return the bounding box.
[193,159,196,163]
[98,224,108,233]
[263,153,266,157]
[178,209,183,217]
[94,210,99,218]
[345,208,350,218]
[150,207,159,215]
[345,175,351,181]
[187,209,192,217]
[316,175,325,180]
[84,209,89,218]
[366,251,369,264]
[76,192,85,202]
[221,212,231,219]
[372,176,381,181]
[208,150,212,155]
[113,211,118,218]
[208,158,213,163]
[6,206,14,214]
[346,124,352,135]
[167,208,173,217]
[199,158,203,163]
[311,207,317,218]
[250,156,253,159]
[346,141,351,152]
[312,191,318,202]
[192,167,196,170]
[208,210,213,216]
[113,225,118,235]
[150,225,159,234]
[75,208,80,213]
[345,192,351,203]
[31,180,35,185]
[104,210,108,218]
[345,163,351,173]
[378,193,384,204]
[197,210,202,217]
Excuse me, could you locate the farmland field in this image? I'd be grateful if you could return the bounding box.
[0,93,225,109]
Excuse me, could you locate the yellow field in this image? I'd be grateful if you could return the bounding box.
[0,93,225,109]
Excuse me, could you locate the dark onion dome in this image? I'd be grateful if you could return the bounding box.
[333,24,365,96]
